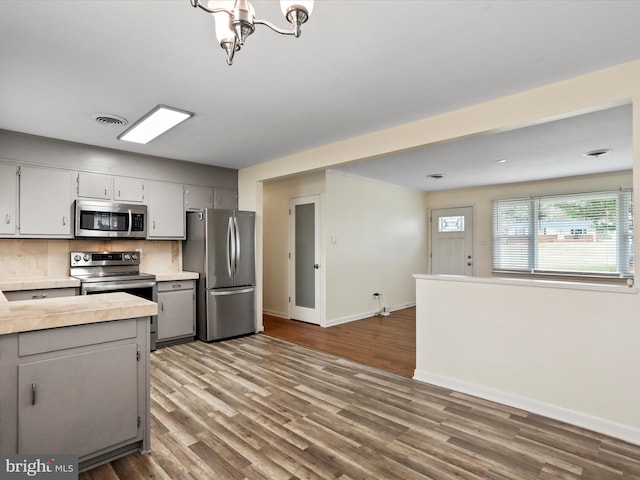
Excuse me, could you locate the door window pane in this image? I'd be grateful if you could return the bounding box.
[439,216,465,233]
[295,203,315,308]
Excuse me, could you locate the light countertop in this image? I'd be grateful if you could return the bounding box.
[413,273,637,294]
[0,276,81,292]
[148,271,199,282]
[0,292,158,335]
[0,271,199,291]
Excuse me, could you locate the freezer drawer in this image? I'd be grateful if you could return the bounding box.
[201,286,256,342]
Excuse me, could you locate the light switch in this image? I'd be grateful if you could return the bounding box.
[330,235,338,245]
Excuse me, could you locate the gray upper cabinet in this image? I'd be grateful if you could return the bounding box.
[114,176,144,203]
[184,185,213,211]
[20,166,73,237]
[146,180,185,239]
[0,164,18,235]
[77,172,112,200]
[185,186,238,211]
[213,188,237,210]
[77,172,144,203]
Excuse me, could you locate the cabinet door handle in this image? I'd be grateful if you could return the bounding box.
[172,284,182,289]
[104,186,108,196]
[62,216,67,226]
[5,213,10,224]
[31,294,47,299]
[153,220,156,230]
[31,383,37,405]
[160,302,164,312]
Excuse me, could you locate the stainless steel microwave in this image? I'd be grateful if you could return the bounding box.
[75,200,147,238]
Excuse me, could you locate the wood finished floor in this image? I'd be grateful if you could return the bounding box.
[263,308,416,377]
[79,334,640,480]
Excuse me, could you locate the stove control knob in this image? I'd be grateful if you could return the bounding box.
[83,254,90,262]
[124,253,131,260]
[73,254,81,262]
[131,253,138,261]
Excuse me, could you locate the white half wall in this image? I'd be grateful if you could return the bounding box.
[414,274,640,444]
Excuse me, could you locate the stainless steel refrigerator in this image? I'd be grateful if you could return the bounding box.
[183,209,256,342]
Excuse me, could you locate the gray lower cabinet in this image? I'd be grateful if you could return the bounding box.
[0,317,150,471]
[156,280,195,346]
[4,287,78,301]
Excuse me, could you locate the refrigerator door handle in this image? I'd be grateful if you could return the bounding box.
[227,216,235,278]
[233,215,241,275]
[209,287,255,296]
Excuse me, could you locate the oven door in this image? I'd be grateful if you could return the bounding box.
[81,281,157,351]
[81,282,155,296]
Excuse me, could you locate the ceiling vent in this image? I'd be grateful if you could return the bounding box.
[93,114,128,126]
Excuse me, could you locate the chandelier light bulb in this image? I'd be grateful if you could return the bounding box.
[280,0,314,17]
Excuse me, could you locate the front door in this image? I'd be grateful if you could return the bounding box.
[289,195,321,324]
[430,206,474,275]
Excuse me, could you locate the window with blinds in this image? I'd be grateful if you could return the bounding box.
[492,190,634,277]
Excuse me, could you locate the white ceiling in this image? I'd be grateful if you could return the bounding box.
[1,1,639,191]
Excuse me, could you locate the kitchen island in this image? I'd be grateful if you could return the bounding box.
[0,292,157,471]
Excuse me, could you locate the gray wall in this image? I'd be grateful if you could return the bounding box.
[0,129,237,189]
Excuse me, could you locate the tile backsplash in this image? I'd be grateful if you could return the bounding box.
[0,239,181,278]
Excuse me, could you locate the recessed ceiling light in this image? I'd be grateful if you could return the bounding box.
[426,173,446,180]
[118,105,193,144]
[583,148,612,158]
[496,159,507,164]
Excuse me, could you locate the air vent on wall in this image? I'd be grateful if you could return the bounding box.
[93,114,128,126]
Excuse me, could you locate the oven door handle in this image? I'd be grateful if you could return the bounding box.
[82,281,156,294]
[127,209,133,237]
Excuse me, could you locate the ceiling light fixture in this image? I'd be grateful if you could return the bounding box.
[118,105,194,144]
[583,148,612,158]
[190,0,314,65]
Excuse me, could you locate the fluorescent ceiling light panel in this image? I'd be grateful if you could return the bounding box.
[118,105,193,144]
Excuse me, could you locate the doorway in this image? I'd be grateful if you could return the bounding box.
[289,195,321,324]
[430,206,474,275]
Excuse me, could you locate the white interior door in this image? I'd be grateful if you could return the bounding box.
[431,206,474,275]
[289,195,321,324]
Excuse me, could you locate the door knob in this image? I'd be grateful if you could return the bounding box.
[467,262,472,266]
[313,264,320,269]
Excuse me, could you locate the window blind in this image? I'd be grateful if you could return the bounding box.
[492,190,633,277]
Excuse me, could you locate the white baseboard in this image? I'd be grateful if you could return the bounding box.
[413,369,640,446]
[325,302,415,328]
[262,309,288,319]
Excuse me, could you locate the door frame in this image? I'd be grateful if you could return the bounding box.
[429,205,475,275]
[288,195,323,325]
